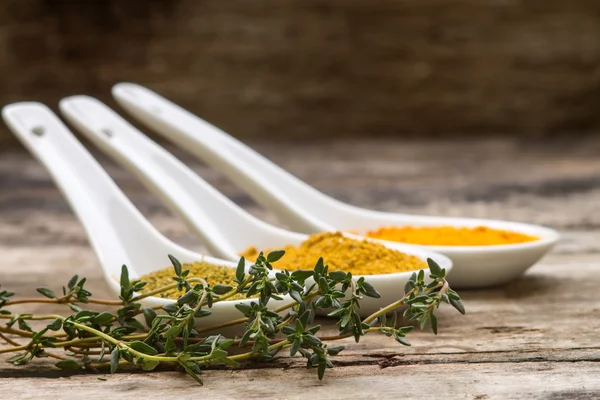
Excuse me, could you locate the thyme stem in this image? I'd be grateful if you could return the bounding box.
[0,253,463,384]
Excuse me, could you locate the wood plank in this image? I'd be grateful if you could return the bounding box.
[1,362,599,400]
[1,138,599,398]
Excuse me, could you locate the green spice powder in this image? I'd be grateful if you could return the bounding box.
[139,261,248,301]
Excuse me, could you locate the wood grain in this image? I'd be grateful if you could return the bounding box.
[1,0,600,147]
[0,137,599,399]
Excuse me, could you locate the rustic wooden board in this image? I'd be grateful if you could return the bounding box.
[0,138,599,399]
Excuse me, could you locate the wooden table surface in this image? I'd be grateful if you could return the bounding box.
[1,137,599,399]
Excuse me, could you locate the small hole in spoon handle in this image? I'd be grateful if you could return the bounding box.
[31,126,45,136]
[101,128,114,138]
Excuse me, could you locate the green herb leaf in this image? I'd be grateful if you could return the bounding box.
[91,312,114,326]
[128,341,158,355]
[17,319,32,332]
[139,359,160,371]
[318,277,329,294]
[55,360,81,371]
[177,291,196,306]
[7,352,30,365]
[142,308,157,327]
[110,348,120,374]
[67,275,79,290]
[68,303,82,313]
[220,357,240,368]
[120,265,130,289]
[317,361,326,380]
[194,309,211,318]
[328,271,347,282]
[290,270,314,284]
[327,307,346,318]
[427,258,442,276]
[266,250,285,263]
[281,325,295,335]
[391,312,398,328]
[327,345,344,356]
[234,303,252,315]
[162,304,178,314]
[289,290,303,304]
[394,333,411,346]
[212,284,233,295]
[36,287,56,299]
[295,320,304,334]
[290,339,300,356]
[360,281,381,298]
[419,314,429,331]
[73,310,97,321]
[168,254,183,277]
[448,289,461,300]
[47,318,62,331]
[236,257,246,282]
[450,298,466,315]
[164,325,182,338]
[182,363,204,385]
[404,279,413,294]
[32,327,49,341]
[314,257,325,276]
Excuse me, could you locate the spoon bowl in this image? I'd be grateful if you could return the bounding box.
[2,102,293,327]
[112,83,559,288]
[344,216,558,288]
[59,96,454,315]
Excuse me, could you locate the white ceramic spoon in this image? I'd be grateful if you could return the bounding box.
[58,95,453,316]
[112,83,560,288]
[1,102,294,326]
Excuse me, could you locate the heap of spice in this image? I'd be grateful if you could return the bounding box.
[240,232,427,275]
[139,261,247,300]
[366,226,538,246]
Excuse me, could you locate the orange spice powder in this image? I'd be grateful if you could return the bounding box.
[240,232,427,275]
[365,226,538,246]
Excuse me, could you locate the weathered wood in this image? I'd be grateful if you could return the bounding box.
[1,362,599,400]
[0,138,599,398]
[2,0,600,147]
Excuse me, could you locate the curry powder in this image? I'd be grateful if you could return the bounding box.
[366,226,538,246]
[139,261,248,300]
[240,232,427,275]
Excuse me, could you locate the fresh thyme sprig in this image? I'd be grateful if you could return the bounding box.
[0,252,464,384]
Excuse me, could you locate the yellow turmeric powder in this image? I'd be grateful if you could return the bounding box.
[366,226,538,246]
[240,232,427,275]
[139,261,248,300]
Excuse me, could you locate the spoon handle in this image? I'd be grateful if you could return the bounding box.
[111,83,349,232]
[59,96,301,257]
[1,103,174,277]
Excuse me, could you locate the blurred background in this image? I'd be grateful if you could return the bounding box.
[1,0,600,147]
